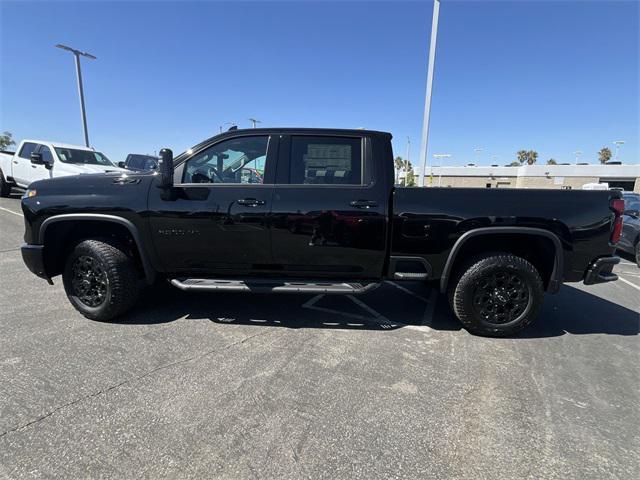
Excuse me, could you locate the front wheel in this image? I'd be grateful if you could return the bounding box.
[635,242,640,268]
[449,253,544,337]
[62,239,140,321]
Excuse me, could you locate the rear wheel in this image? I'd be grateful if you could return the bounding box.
[449,253,544,337]
[635,242,640,268]
[62,238,140,321]
[0,169,12,197]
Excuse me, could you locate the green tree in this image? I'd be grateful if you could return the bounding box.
[598,147,612,164]
[0,131,15,150]
[547,158,557,165]
[507,161,520,167]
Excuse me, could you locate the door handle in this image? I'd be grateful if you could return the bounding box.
[350,199,378,209]
[237,198,265,207]
[13,160,18,164]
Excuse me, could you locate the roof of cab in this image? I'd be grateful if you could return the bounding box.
[21,139,96,151]
[216,127,392,137]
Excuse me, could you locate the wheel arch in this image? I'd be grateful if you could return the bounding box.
[39,214,156,284]
[439,227,564,294]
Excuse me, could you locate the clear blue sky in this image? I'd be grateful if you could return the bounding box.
[1,0,638,166]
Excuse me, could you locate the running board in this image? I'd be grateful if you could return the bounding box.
[169,278,380,295]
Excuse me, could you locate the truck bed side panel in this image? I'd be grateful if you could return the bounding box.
[391,187,617,283]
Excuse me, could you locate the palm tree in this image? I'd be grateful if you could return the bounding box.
[598,147,612,164]
[517,150,528,164]
[394,156,404,183]
[516,150,538,165]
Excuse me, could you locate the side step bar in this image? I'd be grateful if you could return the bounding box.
[169,278,380,295]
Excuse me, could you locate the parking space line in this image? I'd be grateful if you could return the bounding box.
[0,206,23,217]
[618,276,640,292]
[384,280,429,302]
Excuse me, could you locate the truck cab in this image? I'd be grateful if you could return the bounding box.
[0,139,124,195]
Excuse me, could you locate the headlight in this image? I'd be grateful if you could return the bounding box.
[23,189,37,198]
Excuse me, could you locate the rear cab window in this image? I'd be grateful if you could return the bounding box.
[288,136,365,185]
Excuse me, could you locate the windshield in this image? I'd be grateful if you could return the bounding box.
[54,147,115,166]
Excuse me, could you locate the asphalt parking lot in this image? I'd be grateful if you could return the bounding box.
[0,192,638,480]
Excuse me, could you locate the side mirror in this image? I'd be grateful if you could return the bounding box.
[158,148,174,188]
[30,152,44,165]
[118,161,126,168]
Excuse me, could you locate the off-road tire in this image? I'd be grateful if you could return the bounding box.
[449,253,544,337]
[62,238,140,321]
[0,168,12,197]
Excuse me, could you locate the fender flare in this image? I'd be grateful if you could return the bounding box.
[39,213,156,284]
[439,227,564,294]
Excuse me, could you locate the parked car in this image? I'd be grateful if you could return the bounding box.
[119,153,159,172]
[20,128,624,337]
[618,192,640,266]
[0,140,124,195]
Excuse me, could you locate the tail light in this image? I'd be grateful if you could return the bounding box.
[610,198,625,244]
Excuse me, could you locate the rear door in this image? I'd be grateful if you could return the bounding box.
[269,133,389,279]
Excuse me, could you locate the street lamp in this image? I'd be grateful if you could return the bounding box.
[419,0,441,187]
[474,147,483,164]
[433,153,451,187]
[55,44,96,147]
[613,140,625,160]
[219,122,234,133]
[248,118,262,128]
[405,137,411,186]
[573,150,582,164]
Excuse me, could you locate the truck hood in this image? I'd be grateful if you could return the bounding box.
[67,163,127,174]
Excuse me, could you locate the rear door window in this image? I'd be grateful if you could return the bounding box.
[289,136,363,185]
[18,142,38,159]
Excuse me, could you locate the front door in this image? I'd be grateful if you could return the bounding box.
[148,134,276,275]
[12,142,42,186]
[269,134,388,279]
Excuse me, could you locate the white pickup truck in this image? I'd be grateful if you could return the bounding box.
[0,139,124,196]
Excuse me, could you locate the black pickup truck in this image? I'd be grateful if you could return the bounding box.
[20,128,624,336]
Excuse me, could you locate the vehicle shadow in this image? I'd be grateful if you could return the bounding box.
[617,250,638,266]
[120,281,638,338]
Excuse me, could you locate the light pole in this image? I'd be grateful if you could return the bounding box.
[405,136,411,186]
[248,118,262,128]
[613,140,625,160]
[419,0,441,187]
[219,122,234,133]
[55,44,96,147]
[573,150,582,164]
[474,147,483,164]
[433,153,451,187]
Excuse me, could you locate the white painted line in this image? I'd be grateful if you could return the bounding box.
[301,294,323,309]
[422,289,438,325]
[385,280,428,302]
[618,276,640,292]
[0,206,22,217]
